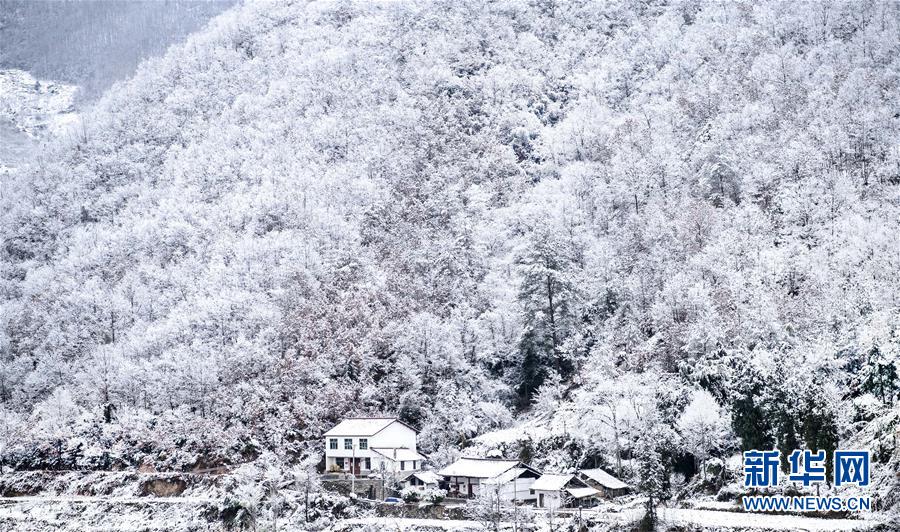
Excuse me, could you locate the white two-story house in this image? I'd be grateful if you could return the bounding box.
[323,417,426,476]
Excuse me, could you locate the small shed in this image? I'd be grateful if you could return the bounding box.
[403,470,443,492]
[531,474,599,509]
[577,468,630,498]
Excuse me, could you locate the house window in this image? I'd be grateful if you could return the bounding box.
[359,438,368,450]
[344,438,353,450]
[400,461,406,471]
[329,438,338,450]
[336,457,345,469]
[364,458,371,470]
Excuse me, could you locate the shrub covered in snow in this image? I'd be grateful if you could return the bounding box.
[400,487,420,503]
[422,488,446,505]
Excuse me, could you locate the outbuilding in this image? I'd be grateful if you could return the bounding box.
[403,470,443,492]
[577,468,630,498]
[531,474,599,509]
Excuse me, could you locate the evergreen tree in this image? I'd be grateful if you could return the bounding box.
[861,347,898,405]
[730,361,774,452]
[515,223,582,404]
[798,384,840,483]
[635,427,671,531]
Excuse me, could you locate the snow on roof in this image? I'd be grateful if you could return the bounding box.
[371,447,426,462]
[324,417,411,436]
[410,471,443,484]
[532,474,573,491]
[438,458,521,479]
[579,468,629,490]
[566,487,600,499]
[482,467,527,485]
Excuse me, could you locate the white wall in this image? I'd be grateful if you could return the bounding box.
[324,436,378,459]
[536,490,562,509]
[450,476,536,503]
[497,476,536,502]
[405,479,438,492]
[370,421,417,450]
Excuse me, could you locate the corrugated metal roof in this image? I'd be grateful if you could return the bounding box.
[532,474,573,491]
[579,468,629,490]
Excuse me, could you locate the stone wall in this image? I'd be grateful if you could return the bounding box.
[374,503,469,520]
[322,478,388,500]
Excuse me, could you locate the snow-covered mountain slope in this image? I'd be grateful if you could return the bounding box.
[0,0,898,518]
[0,69,78,173]
[0,69,78,138]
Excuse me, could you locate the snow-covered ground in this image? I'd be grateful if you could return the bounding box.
[333,517,485,531]
[653,507,880,531]
[0,492,889,532]
[0,69,79,137]
[332,508,884,532]
[0,495,215,504]
[0,497,216,532]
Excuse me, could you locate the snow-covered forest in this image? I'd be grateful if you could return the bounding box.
[1,0,899,527]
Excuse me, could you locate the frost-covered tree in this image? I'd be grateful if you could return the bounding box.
[0,0,897,484]
[676,389,733,481]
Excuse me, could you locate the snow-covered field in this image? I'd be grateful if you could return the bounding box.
[653,507,880,531]
[331,508,884,532]
[1,494,887,532]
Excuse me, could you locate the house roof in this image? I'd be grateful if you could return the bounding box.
[323,417,416,437]
[579,468,629,490]
[482,467,527,485]
[408,471,443,485]
[437,458,523,479]
[371,447,426,462]
[566,487,600,499]
[532,474,574,491]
